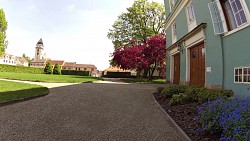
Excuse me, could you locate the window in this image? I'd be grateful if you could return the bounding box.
[170,0,175,11]
[172,21,177,43]
[208,0,249,34]
[187,2,196,22]
[234,67,250,83]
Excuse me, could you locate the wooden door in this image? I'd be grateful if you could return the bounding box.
[190,43,205,86]
[173,53,180,85]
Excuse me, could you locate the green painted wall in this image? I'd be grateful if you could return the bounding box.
[164,0,170,14]
[192,0,224,87]
[222,26,250,96]
[176,9,188,41]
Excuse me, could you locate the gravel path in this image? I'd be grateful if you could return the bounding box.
[0,83,183,141]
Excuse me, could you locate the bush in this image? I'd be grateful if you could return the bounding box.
[44,63,53,74]
[0,64,43,74]
[105,72,131,78]
[169,93,188,106]
[61,70,90,76]
[160,85,187,98]
[197,97,250,140]
[53,64,61,75]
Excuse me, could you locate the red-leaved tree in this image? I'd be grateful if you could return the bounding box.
[111,34,166,79]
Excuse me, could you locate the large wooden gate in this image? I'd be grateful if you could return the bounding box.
[190,43,205,86]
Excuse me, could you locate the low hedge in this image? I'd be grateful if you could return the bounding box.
[105,72,131,78]
[61,70,90,76]
[0,64,44,74]
[160,85,234,105]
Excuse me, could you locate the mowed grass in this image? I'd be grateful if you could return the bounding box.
[122,78,166,84]
[0,80,49,103]
[0,72,102,83]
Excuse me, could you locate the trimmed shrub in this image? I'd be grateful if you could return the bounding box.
[0,64,44,74]
[53,64,61,75]
[160,85,187,98]
[105,72,131,78]
[169,93,188,106]
[61,70,90,76]
[197,97,250,140]
[44,63,53,74]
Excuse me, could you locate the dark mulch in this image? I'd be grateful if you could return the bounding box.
[153,88,220,141]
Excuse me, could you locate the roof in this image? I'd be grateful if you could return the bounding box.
[46,60,65,66]
[37,38,43,45]
[17,57,28,63]
[75,64,97,69]
[64,62,76,67]
[31,59,46,63]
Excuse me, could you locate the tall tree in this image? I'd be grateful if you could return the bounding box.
[53,64,61,75]
[0,9,8,55]
[44,62,53,74]
[108,0,166,49]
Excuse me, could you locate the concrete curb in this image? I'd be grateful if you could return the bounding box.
[152,94,192,141]
[0,90,49,107]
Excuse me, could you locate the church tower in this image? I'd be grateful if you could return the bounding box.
[35,38,44,60]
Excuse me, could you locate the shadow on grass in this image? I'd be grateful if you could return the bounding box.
[0,87,49,106]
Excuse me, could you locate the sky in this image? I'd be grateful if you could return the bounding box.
[0,0,164,70]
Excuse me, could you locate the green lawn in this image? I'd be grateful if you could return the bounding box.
[0,72,102,83]
[122,78,166,84]
[0,80,49,103]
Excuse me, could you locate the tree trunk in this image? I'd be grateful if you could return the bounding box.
[143,68,149,78]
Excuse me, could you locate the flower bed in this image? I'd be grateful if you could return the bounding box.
[154,86,250,141]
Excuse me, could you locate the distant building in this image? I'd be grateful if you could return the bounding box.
[30,38,98,76]
[0,53,17,66]
[62,62,76,70]
[30,38,47,68]
[16,57,29,67]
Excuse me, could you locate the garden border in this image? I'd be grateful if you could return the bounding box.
[0,90,49,107]
[152,94,192,141]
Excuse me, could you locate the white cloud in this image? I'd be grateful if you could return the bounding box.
[28,5,35,10]
[67,4,75,12]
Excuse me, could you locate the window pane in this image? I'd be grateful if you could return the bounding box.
[244,68,248,74]
[235,0,242,10]
[248,68,250,74]
[235,76,239,82]
[235,69,239,75]
[231,1,238,13]
[239,11,247,23]
[236,13,242,25]
[239,68,242,74]
[248,76,250,82]
[239,76,242,82]
[244,76,247,82]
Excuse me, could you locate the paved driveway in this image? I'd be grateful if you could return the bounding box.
[0,83,183,141]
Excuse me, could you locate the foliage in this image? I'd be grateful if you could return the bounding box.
[0,80,48,103]
[197,97,250,141]
[107,0,166,49]
[0,64,44,74]
[105,72,131,78]
[0,72,101,83]
[160,85,187,98]
[44,62,53,74]
[160,85,234,105]
[169,93,188,106]
[0,9,8,55]
[61,70,90,76]
[111,34,166,78]
[53,63,61,75]
[22,53,31,63]
[122,78,166,84]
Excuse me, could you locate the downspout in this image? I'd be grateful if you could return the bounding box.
[220,35,225,89]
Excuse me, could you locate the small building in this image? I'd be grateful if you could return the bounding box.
[62,62,76,70]
[75,64,97,76]
[0,53,17,66]
[16,57,29,67]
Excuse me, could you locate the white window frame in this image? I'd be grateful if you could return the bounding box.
[209,0,250,35]
[186,1,197,31]
[234,67,250,84]
[169,0,175,11]
[172,21,177,43]
[208,0,228,34]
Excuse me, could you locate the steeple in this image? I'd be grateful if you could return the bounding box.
[37,38,43,46]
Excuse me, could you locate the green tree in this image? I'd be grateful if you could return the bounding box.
[0,9,8,55]
[44,62,53,74]
[22,53,31,63]
[53,63,61,75]
[107,0,166,49]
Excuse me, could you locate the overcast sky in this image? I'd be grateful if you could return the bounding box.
[0,0,163,70]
